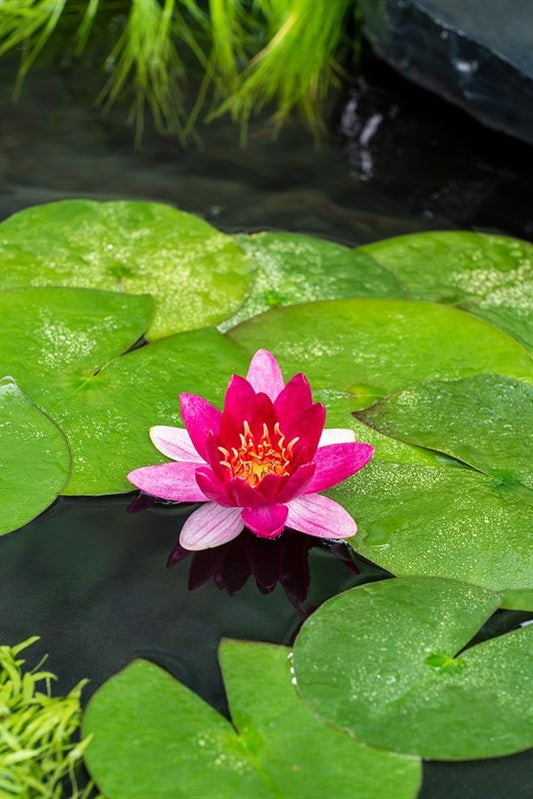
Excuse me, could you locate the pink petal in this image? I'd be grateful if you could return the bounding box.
[128,462,207,502]
[286,494,357,539]
[274,373,313,430]
[180,394,221,460]
[255,472,286,503]
[195,467,232,506]
[285,402,326,464]
[204,430,228,480]
[150,426,204,462]
[277,462,316,502]
[305,443,374,494]
[318,428,356,447]
[246,349,285,400]
[225,477,265,508]
[219,375,256,444]
[179,503,244,550]
[242,504,288,539]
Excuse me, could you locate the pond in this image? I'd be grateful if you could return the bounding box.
[0,50,532,798]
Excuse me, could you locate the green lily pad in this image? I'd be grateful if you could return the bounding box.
[55,328,248,495]
[0,377,70,536]
[0,286,248,494]
[314,389,440,466]
[229,299,532,408]
[360,231,533,349]
[0,287,153,409]
[222,231,404,328]
[83,642,422,799]
[357,374,533,489]
[293,576,533,760]
[329,461,533,601]
[0,199,254,340]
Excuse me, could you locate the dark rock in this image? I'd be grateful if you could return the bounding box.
[360,0,533,146]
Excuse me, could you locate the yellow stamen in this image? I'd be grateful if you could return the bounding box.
[220,420,298,487]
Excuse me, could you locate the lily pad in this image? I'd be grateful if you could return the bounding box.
[293,576,533,760]
[360,231,533,349]
[0,377,70,536]
[55,328,248,495]
[229,299,532,408]
[223,231,404,328]
[0,287,153,409]
[83,642,421,799]
[357,374,533,489]
[0,287,249,494]
[0,199,254,340]
[314,389,440,466]
[329,461,533,602]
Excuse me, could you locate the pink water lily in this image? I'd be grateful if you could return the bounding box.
[128,350,374,550]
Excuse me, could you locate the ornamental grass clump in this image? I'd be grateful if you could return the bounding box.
[0,637,93,798]
[0,0,360,141]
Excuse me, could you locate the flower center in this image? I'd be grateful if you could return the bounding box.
[218,421,299,488]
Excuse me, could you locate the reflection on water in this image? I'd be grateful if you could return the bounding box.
[167,527,359,611]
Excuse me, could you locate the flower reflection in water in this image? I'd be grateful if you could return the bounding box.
[167,528,359,612]
[128,495,359,612]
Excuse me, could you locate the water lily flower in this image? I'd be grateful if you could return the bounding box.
[128,350,373,550]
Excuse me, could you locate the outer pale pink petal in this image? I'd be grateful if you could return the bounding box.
[318,428,356,447]
[150,426,205,462]
[128,462,207,502]
[305,442,374,494]
[180,394,221,460]
[179,503,244,550]
[242,504,288,538]
[286,494,357,539]
[246,349,285,400]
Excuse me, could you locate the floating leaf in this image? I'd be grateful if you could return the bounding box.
[223,231,404,328]
[0,200,254,340]
[0,287,153,409]
[329,461,533,603]
[361,231,533,349]
[357,374,533,489]
[83,642,421,799]
[0,287,248,494]
[229,299,532,409]
[293,576,533,759]
[314,389,440,466]
[55,328,248,495]
[0,378,70,536]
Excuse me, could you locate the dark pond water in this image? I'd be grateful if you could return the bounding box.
[1,50,532,798]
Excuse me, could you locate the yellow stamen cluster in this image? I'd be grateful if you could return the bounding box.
[218,421,299,488]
